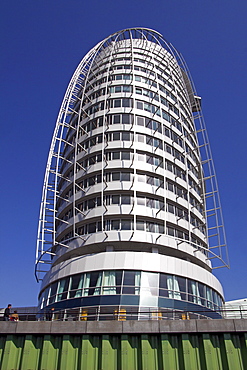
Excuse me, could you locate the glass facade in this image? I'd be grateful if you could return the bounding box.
[39,270,223,312]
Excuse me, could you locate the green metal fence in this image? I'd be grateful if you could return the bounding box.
[0,332,246,370]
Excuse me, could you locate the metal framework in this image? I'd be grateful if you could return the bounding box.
[35,28,229,282]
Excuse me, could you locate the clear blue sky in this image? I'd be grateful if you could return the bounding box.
[0,0,246,308]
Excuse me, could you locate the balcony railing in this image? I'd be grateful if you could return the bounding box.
[1,307,247,322]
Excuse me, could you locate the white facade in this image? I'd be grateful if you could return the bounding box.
[224,298,247,319]
[36,28,228,319]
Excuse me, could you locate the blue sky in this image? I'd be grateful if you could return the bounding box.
[0,0,246,308]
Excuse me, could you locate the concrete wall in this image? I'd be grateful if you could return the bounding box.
[0,318,247,335]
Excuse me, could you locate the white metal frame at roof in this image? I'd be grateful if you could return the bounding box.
[35,28,229,282]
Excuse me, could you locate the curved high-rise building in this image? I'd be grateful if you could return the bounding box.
[36,28,229,320]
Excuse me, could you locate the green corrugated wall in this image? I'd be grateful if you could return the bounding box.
[0,333,246,370]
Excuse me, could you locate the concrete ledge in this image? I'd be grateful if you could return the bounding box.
[234,319,247,332]
[51,320,87,334]
[122,320,159,333]
[0,322,17,334]
[196,319,236,333]
[159,319,197,333]
[87,321,123,334]
[0,319,246,335]
[16,321,52,334]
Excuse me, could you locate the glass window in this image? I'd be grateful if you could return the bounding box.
[103,271,117,295]
[137,101,143,109]
[42,288,49,308]
[123,271,140,295]
[114,99,121,108]
[167,203,174,214]
[57,278,69,301]
[177,276,186,293]
[121,195,131,204]
[141,272,158,296]
[113,132,120,140]
[89,157,95,165]
[69,274,84,298]
[159,273,168,289]
[188,280,198,303]
[121,219,132,230]
[112,172,120,181]
[144,103,151,112]
[121,152,130,160]
[147,198,154,208]
[121,172,130,181]
[136,220,145,230]
[97,221,102,232]
[122,98,132,107]
[198,283,205,298]
[158,224,164,233]
[213,291,219,307]
[111,220,120,230]
[48,282,58,305]
[167,227,175,236]
[88,223,96,233]
[137,134,144,142]
[123,85,131,92]
[122,132,130,141]
[113,115,120,124]
[86,272,102,296]
[137,116,144,126]
[88,199,95,209]
[88,177,95,186]
[206,287,213,309]
[112,152,120,160]
[122,114,131,124]
[112,195,120,204]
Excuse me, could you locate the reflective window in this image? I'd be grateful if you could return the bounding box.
[57,278,69,301]
[69,274,83,298]
[122,271,140,295]
[41,270,223,313]
[48,282,58,305]
[141,272,158,296]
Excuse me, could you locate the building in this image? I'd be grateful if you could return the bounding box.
[224,298,247,319]
[35,28,229,320]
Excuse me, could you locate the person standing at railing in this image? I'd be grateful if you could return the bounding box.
[45,307,55,321]
[4,304,12,321]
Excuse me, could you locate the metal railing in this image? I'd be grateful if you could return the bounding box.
[2,307,246,322]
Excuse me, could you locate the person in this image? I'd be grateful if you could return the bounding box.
[4,304,12,321]
[10,310,19,322]
[45,307,55,321]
